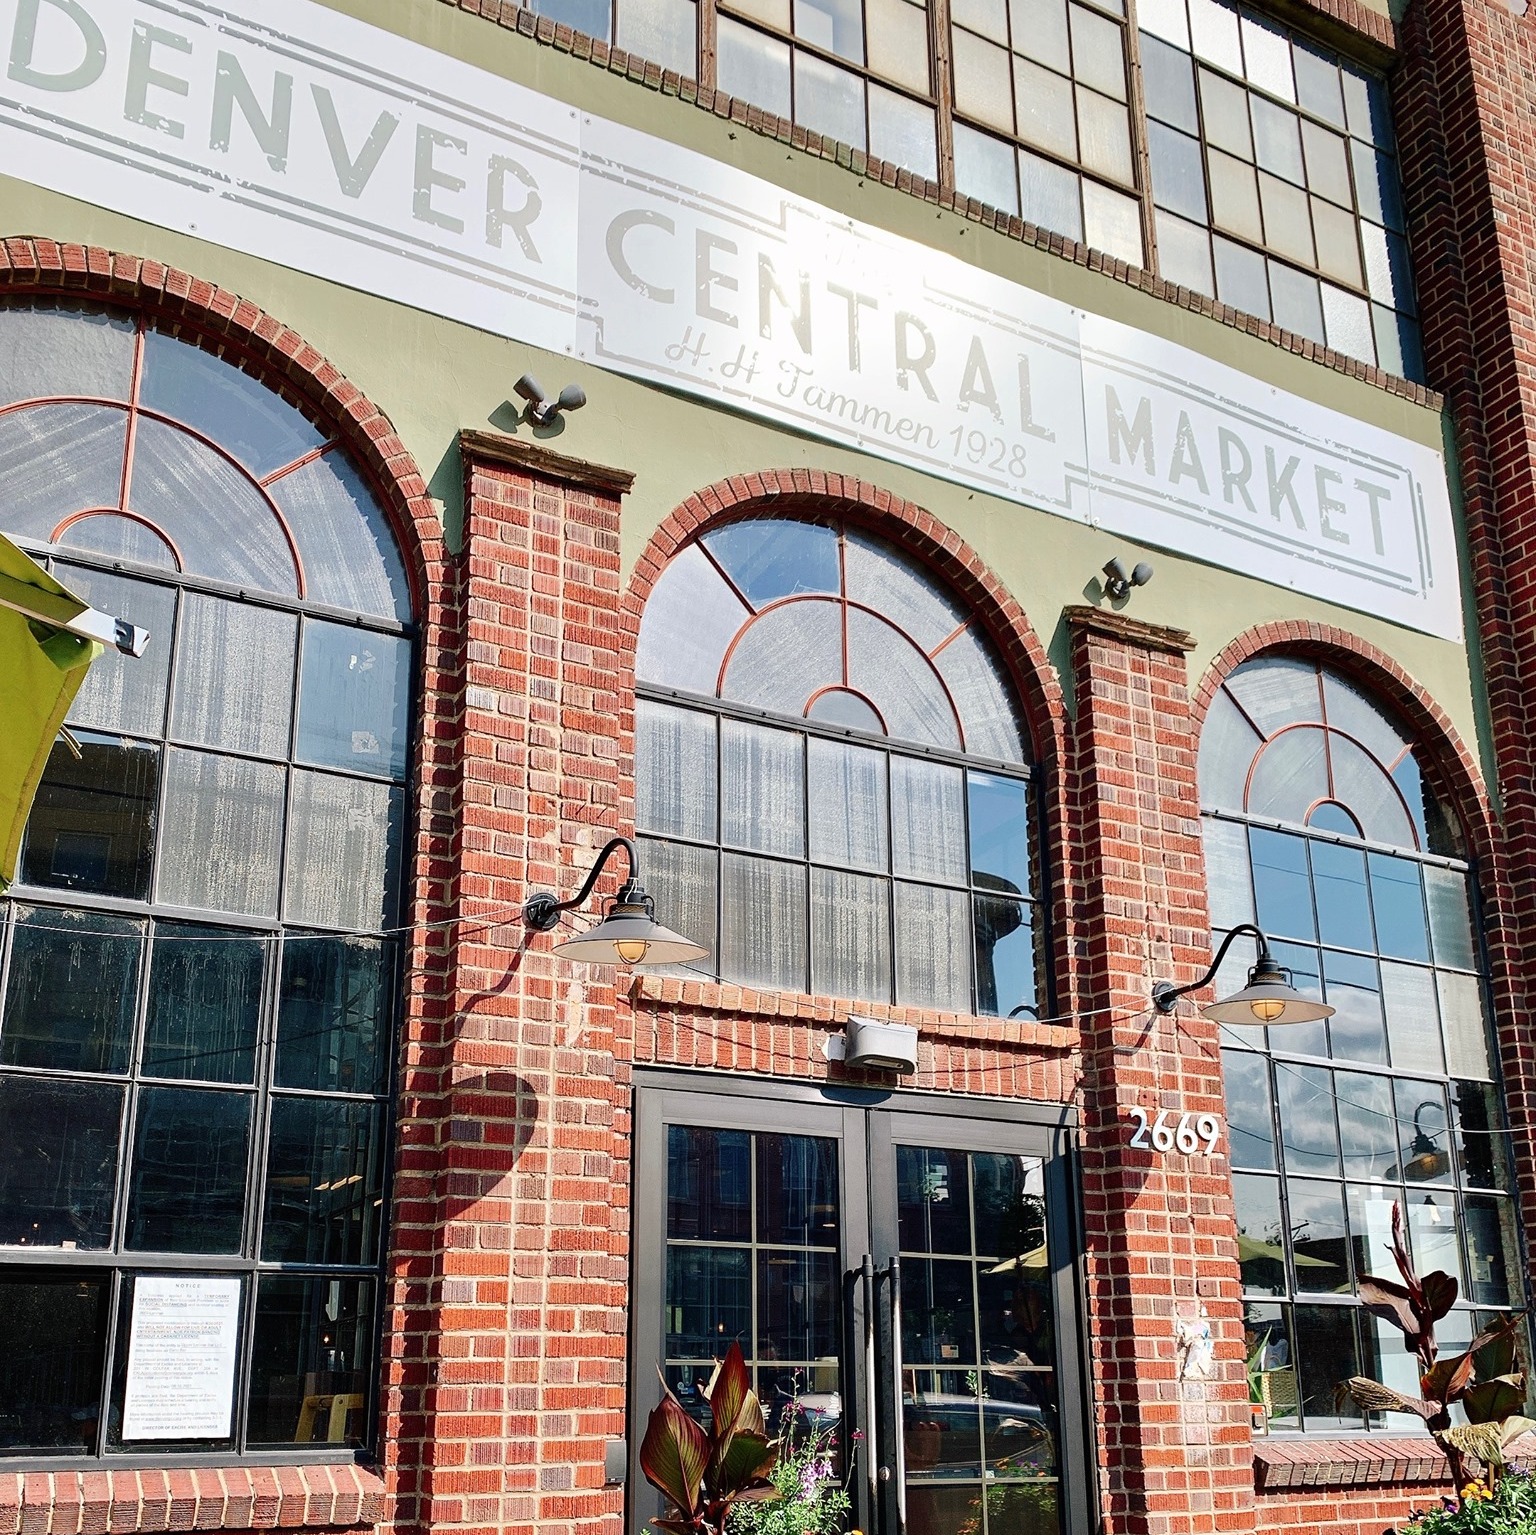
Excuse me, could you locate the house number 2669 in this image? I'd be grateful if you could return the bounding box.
[1127,1109,1222,1155]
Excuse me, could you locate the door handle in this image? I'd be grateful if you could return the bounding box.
[887,1256,907,1535]
[861,1256,879,1506]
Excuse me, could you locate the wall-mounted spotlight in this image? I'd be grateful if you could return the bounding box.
[513,372,587,426]
[1152,923,1334,1025]
[1103,556,1153,601]
[523,835,707,967]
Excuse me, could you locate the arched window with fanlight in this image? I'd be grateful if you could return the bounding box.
[1200,657,1521,1433]
[0,300,413,1462]
[634,515,1043,1016]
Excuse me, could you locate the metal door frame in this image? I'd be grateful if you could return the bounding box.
[628,1070,1090,1535]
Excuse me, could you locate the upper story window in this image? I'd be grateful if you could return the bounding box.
[634,516,1044,1016]
[532,0,1421,377]
[0,301,411,1462]
[1200,658,1519,1432]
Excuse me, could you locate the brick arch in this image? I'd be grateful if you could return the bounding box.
[1191,619,1494,866]
[620,469,1067,768]
[0,238,445,621]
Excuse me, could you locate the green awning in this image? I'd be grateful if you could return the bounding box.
[0,534,145,889]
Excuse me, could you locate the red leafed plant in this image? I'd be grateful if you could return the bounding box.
[639,1341,782,1534]
[1344,1202,1533,1494]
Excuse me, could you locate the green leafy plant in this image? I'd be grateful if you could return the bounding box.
[725,1391,851,1535]
[1408,1471,1536,1535]
[640,1342,782,1535]
[1343,1201,1532,1494]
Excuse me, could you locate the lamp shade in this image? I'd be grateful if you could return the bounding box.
[1200,952,1334,1026]
[549,895,709,967]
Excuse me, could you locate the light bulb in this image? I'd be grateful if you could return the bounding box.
[615,938,650,964]
[1249,997,1287,1022]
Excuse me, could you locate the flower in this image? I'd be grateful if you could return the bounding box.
[1461,1481,1492,1504]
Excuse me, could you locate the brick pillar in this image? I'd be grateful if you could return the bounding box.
[1066,607,1254,1535]
[408,432,635,1535]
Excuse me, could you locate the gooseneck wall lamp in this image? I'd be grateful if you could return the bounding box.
[522,835,709,967]
[1152,923,1336,1025]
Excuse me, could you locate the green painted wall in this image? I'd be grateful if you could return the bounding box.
[0,0,1487,792]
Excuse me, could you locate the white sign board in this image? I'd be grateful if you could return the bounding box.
[121,1275,241,1441]
[0,0,1461,638]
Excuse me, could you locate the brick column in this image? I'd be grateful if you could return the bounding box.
[404,432,635,1535]
[1066,607,1254,1535]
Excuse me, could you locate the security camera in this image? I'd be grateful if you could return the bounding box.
[513,372,587,426]
[1103,556,1154,601]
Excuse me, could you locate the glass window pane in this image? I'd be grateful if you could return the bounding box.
[57,513,178,570]
[1274,1062,1337,1173]
[757,1132,840,1246]
[156,749,284,918]
[0,404,127,543]
[1323,950,1385,1064]
[0,1272,109,1453]
[931,624,1026,763]
[793,51,866,148]
[705,519,841,605]
[1425,866,1476,970]
[667,1125,752,1241]
[1187,0,1238,69]
[1310,842,1370,950]
[247,1275,374,1447]
[1393,1079,1450,1184]
[794,0,863,59]
[975,893,1035,1015]
[139,331,326,480]
[0,1077,122,1249]
[954,122,1021,214]
[142,922,263,1084]
[847,610,961,751]
[721,853,807,992]
[1199,69,1252,158]
[969,772,1031,896]
[283,771,403,932]
[638,837,717,977]
[1148,121,1207,219]
[902,1257,977,1363]
[868,0,931,92]
[1451,1081,1507,1192]
[1369,856,1428,961]
[616,0,697,74]
[1244,1302,1297,1428]
[262,1098,384,1266]
[21,734,159,901]
[276,935,395,1095]
[1351,141,1403,230]
[892,757,967,884]
[1011,0,1069,66]
[955,30,1016,133]
[126,1085,251,1254]
[1199,688,1261,806]
[1019,152,1084,242]
[295,622,412,781]
[842,532,964,653]
[1334,1070,1396,1179]
[1069,3,1126,99]
[1222,1048,1275,1169]
[1239,12,1293,100]
[1214,235,1271,319]
[1322,283,1373,362]
[1140,32,1196,130]
[1345,1181,1398,1282]
[811,867,891,1002]
[666,1247,750,1358]
[1405,1190,1460,1286]
[1287,1177,1349,1294]
[1258,175,1315,266]
[1014,58,1078,161]
[635,542,750,693]
[1137,0,1188,48]
[1438,970,1491,1081]
[730,0,790,29]
[1293,1304,1361,1428]
[808,739,888,871]
[868,87,937,179]
[759,1250,843,1362]
[1301,120,1352,205]
[895,883,972,1011]
[1226,657,1320,732]
[956,0,1007,39]
[0,303,136,405]
[1268,261,1325,344]
[1203,819,1255,929]
[716,17,792,116]
[1075,87,1132,183]
[898,1145,972,1254]
[1293,41,1344,125]
[1233,1172,1285,1294]
[1463,1195,1519,1307]
[1207,150,1261,242]
[170,594,297,758]
[1380,960,1443,1075]
[1250,829,1315,941]
[723,599,844,718]
[59,567,175,739]
[1249,728,1328,825]
[1156,213,1213,296]
[721,721,804,857]
[2,907,143,1074]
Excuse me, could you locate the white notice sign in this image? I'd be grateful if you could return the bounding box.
[121,1276,241,1441]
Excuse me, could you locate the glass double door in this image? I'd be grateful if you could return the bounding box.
[631,1076,1089,1535]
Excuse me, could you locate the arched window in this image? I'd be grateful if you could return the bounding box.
[0,301,412,1460]
[634,515,1042,1015]
[1200,657,1519,1432]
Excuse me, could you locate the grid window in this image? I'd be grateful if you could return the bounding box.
[1139,0,1419,373]
[634,516,1043,1016]
[0,301,411,1462]
[1199,658,1520,1432]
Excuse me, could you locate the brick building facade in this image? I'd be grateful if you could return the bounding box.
[1,0,1534,1530]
